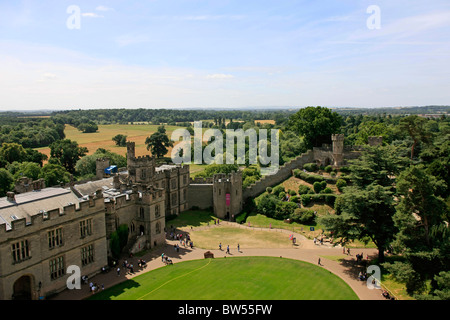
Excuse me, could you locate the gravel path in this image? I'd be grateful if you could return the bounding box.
[52,222,385,300]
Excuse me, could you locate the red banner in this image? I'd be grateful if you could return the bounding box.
[226,193,230,206]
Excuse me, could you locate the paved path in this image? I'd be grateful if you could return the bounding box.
[52,223,385,300]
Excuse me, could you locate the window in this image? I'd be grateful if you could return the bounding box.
[81,244,94,266]
[171,178,176,189]
[80,219,93,238]
[12,240,30,263]
[183,189,187,201]
[155,205,160,218]
[156,222,161,234]
[162,180,165,189]
[50,256,65,280]
[172,193,177,206]
[139,207,145,219]
[183,174,187,185]
[48,228,63,249]
[141,169,146,179]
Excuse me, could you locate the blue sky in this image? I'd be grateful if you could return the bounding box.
[1,0,449,110]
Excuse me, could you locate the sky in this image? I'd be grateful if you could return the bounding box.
[0,0,449,110]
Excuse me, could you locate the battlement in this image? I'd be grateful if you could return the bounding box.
[331,134,345,142]
[190,177,213,184]
[368,136,383,146]
[0,188,105,238]
[213,171,242,183]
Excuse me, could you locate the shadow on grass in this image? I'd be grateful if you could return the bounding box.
[166,210,216,228]
[87,279,141,300]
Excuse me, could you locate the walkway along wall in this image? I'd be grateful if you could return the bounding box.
[242,150,315,200]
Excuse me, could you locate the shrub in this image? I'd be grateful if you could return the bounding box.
[290,196,300,203]
[313,181,323,193]
[257,194,278,218]
[330,172,336,178]
[336,179,347,192]
[301,194,312,206]
[279,191,287,200]
[288,189,297,196]
[298,184,313,195]
[272,185,285,196]
[303,163,318,172]
[304,174,326,184]
[275,201,298,220]
[324,165,333,173]
[322,187,333,194]
[266,187,272,194]
[290,208,316,224]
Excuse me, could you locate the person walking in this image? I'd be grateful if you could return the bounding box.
[237,243,240,252]
[227,245,230,254]
[117,267,120,276]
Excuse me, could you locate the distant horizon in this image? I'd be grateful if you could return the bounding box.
[2,104,450,114]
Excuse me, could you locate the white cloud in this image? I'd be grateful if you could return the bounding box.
[206,74,234,80]
[82,12,104,18]
[96,6,114,12]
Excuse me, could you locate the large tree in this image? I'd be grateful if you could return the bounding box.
[384,165,450,297]
[145,126,173,158]
[288,106,342,149]
[348,144,408,189]
[49,139,88,174]
[320,184,397,263]
[398,115,433,160]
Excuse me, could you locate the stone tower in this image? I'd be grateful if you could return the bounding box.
[368,136,383,146]
[331,134,345,167]
[96,158,110,179]
[212,172,243,221]
[127,141,136,160]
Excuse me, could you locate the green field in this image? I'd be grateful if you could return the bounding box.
[88,257,358,300]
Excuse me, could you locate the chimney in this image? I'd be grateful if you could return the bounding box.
[6,192,16,202]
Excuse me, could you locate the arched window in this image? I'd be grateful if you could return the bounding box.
[155,205,160,218]
[139,207,144,219]
[156,222,161,234]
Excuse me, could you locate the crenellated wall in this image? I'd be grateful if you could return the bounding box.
[0,190,107,300]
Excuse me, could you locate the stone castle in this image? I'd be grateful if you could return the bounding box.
[0,135,380,299]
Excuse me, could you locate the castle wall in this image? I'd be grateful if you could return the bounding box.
[243,150,315,200]
[188,184,213,209]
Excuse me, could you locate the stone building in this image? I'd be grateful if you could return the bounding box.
[0,142,190,300]
[212,172,243,220]
[0,188,107,300]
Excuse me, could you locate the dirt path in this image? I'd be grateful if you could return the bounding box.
[52,222,385,300]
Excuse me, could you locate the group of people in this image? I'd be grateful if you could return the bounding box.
[89,281,104,294]
[219,243,240,254]
[168,229,194,249]
[355,252,368,263]
[161,253,173,265]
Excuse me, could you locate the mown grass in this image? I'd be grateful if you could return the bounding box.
[88,257,359,300]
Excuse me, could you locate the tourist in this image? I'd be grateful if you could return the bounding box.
[227,245,230,254]
[219,243,222,250]
[117,267,120,276]
[237,243,240,252]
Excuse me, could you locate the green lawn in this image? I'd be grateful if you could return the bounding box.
[88,257,359,300]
